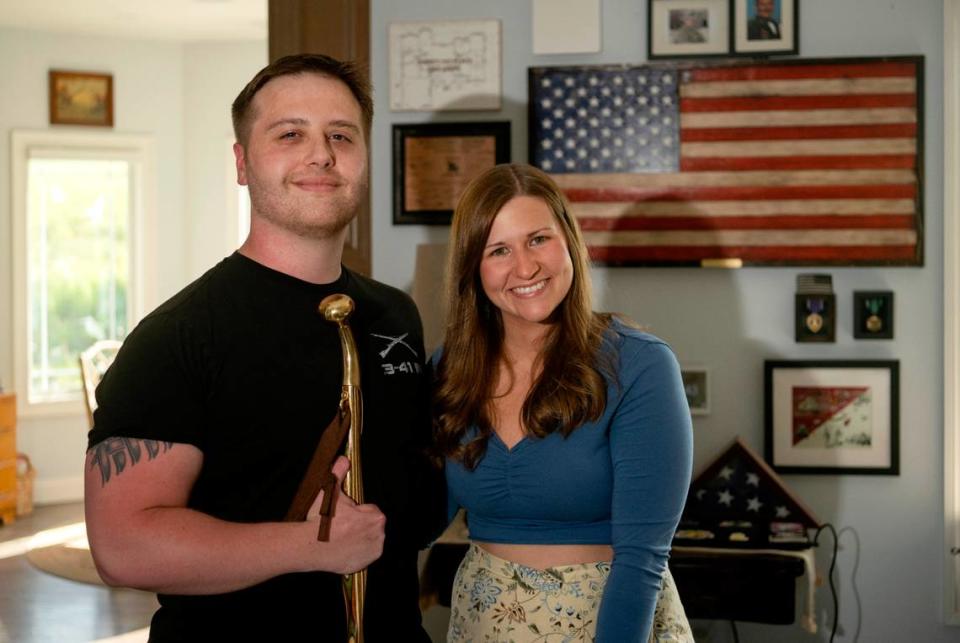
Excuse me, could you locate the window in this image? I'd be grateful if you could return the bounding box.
[12,130,156,416]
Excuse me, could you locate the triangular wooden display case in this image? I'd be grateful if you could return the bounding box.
[675,437,820,549]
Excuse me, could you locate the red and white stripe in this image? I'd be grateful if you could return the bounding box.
[559,60,921,265]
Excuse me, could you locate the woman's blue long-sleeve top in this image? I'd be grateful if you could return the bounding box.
[444,320,694,641]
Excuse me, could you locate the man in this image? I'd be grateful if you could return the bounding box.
[747,0,781,40]
[84,54,442,641]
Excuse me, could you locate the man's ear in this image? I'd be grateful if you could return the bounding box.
[233,142,248,186]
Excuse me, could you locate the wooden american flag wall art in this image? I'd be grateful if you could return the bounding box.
[527,56,924,267]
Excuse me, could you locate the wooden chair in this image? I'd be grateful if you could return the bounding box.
[78,340,122,429]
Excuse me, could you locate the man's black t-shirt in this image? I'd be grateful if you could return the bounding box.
[88,253,442,641]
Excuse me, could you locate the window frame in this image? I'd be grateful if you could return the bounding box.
[945,0,960,626]
[11,129,157,418]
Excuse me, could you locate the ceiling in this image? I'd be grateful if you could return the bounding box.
[0,0,266,41]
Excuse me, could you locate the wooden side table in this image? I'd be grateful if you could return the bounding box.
[0,393,17,526]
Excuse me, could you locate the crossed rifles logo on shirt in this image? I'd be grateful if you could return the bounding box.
[371,333,418,359]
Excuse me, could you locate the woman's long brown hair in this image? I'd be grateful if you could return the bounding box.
[433,164,613,469]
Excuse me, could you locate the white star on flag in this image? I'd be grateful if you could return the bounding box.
[776,505,791,518]
[718,490,734,506]
[719,466,734,480]
[747,497,763,512]
[746,473,760,486]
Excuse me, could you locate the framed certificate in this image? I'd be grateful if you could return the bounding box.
[392,121,511,225]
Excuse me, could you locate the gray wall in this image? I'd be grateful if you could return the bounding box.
[370,1,949,641]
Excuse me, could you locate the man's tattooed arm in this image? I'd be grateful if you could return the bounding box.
[89,437,175,486]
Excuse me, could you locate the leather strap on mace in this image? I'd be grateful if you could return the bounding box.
[284,400,351,541]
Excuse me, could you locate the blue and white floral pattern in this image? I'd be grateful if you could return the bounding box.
[470,575,504,612]
[447,544,692,643]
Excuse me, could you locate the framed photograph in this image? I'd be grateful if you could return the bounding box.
[764,360,899,475]
[49,70,114,127]
[648,0,731,59]
[732,0,798,56]
[795,293,836,343]
[681,367,710,415]
[389,19,501,111]
[853,291,894,340]
[393,121,510,225]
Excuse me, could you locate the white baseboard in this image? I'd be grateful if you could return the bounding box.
[33,476,84,505]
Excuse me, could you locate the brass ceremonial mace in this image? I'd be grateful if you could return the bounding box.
[321,294,366,643]
[283,294,365,643]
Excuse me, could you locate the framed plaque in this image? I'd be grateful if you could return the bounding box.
[853,290,894,339]
[795,293,836,343]
[392,121,511,225]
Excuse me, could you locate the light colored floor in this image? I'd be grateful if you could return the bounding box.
[0,502,451,643]
[0,502,155,643]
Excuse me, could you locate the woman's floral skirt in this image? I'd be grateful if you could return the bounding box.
[447,543,693,642]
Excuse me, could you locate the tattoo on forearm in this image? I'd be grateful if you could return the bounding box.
[89,437,174,485]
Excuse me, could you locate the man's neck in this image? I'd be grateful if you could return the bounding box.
[238,219,347,285]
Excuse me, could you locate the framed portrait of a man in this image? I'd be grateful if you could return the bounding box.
[733,0,798,55]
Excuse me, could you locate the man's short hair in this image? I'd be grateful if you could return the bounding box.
[231,53,373,147]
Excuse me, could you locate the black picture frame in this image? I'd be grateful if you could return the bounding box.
[764,360,899,475]
[392,121,511,225]
[853,290,894,339]
[795,293,835,343]
[732,0,798,56]
[647,0,732,59]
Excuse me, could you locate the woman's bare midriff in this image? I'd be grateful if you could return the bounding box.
[476,542,614,570]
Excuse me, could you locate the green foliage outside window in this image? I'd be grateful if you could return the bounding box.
[27,158,130,402]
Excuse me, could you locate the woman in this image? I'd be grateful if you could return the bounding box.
[433,164,694,642]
